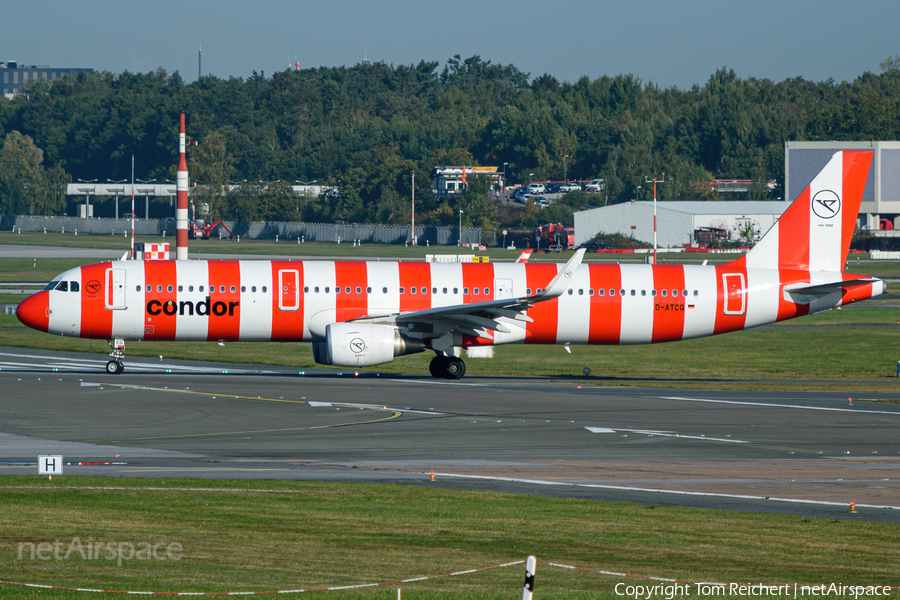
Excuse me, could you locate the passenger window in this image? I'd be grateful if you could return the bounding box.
[526,288,532,295]
[536,288,542,294]
[189,285,194,292]
[411,287,416,295]
[442,288,447,294]
[251,286,256,293]
[335,287,341,294]
[641,290,646,296]
[463,288,469,295]
[579,289,584,295]
[598,289,605,296]
[609,289,615,296]
[651,290,656,297]
[168,285,173,293]
[156,285,162,293]
[567,289,573,295]
[262,286,267,293]
[303,286,308,293]
[400,287,405,294]
[199,286,204,292]
[672,290,678,297]
[682,290,687,297]
[146,285,151,292]
[346,287,351,294]
[423,287,428,295]
[434,288,438,294]
[621,289,626,296]
[136,285,141,292]
[220,286,226,293]
[483,287,489,295]
[382,287,388,293]
[314,286,320,293]
[693,290,698,297]
[355,287,361,294]
[631,290,636,296]
[473,288,479,295]
[178,285,183,292]
[661,289,667,297]
[366,287,371,293]
[231,286,236,293]
[453,288,459,294]
[325,287,330,293]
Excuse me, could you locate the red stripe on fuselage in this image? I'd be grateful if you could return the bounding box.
[651,264,687,343]
[525,263,560,344]
[398,263,432,312]
[587,264,621,344]
[271,261,304,341]
[335,261,368,322]
[143,260,178,340]
[713,257,748,334]
[207,261,241,342]
[80,263,113,339]
[776,268,811,321]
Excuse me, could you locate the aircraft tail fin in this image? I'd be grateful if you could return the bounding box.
[745,151,872,272]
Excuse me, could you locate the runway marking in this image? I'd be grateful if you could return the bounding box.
[76,383,403,443]
[394,379,487,387]
[0,352,274,374]
[308,401,442,415]
[660,396,900,416]
[430,472,900,510]
[585,427,747,443]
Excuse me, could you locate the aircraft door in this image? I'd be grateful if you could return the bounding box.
[279,269,300,311]
[722,273,746,315]
[105,268,127,309]
[494,278,513,300]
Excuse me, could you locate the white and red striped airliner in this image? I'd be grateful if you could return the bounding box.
[16,151,884,378]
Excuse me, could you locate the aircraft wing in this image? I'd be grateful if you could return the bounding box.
[365,249,586,340]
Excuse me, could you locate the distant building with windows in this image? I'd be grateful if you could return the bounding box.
[2,61,92,98]
[430,166,504,196]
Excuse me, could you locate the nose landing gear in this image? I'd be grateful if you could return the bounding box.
[106,338,125,375]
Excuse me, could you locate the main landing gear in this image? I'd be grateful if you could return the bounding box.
[429,354,466,380]
[106,338,125,375]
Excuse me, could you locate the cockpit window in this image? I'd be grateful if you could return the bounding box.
[54,281,68,292]
[70,281,80,292]
[44,281,59,291]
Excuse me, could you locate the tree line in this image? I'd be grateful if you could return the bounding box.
[2,54,900,231]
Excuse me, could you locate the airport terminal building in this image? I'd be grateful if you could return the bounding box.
[2,61,92,98]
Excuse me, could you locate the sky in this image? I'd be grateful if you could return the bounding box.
[3,0,899,90]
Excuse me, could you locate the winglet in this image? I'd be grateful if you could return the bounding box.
[530,248,585,300]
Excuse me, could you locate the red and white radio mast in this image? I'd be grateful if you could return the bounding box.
[176,113,189,260]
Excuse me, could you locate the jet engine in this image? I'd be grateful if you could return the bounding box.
[312,322,425,367]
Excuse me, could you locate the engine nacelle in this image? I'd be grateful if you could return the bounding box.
[312,322,425,367]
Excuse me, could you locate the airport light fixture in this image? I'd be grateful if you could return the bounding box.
[137,178,156,220]
[108,178,127,220]
[459,209,464,246]
[502,162,508,190]
[76,179,97,215]
[295,179,318,210]
[564,155,568,184]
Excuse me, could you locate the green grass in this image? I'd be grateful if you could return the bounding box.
[0,476,897,598]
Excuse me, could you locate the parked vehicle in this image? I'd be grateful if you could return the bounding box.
[533,196,551,208]
[584,179,604,193]
[527,182,546,194]
[543,182,560,194]
[559,181,581,192]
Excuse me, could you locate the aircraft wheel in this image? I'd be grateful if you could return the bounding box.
[444,357,466,380]
[429,355,448,378]
[106,360,124,375]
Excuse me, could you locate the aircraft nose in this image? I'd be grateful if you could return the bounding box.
[16,291,50,333]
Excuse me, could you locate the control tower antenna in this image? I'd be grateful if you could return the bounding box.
[198,44,202,79]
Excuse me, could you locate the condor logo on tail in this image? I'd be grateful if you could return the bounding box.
[812,190,840,219]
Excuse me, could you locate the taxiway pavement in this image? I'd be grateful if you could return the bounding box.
[0,346,899,521]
